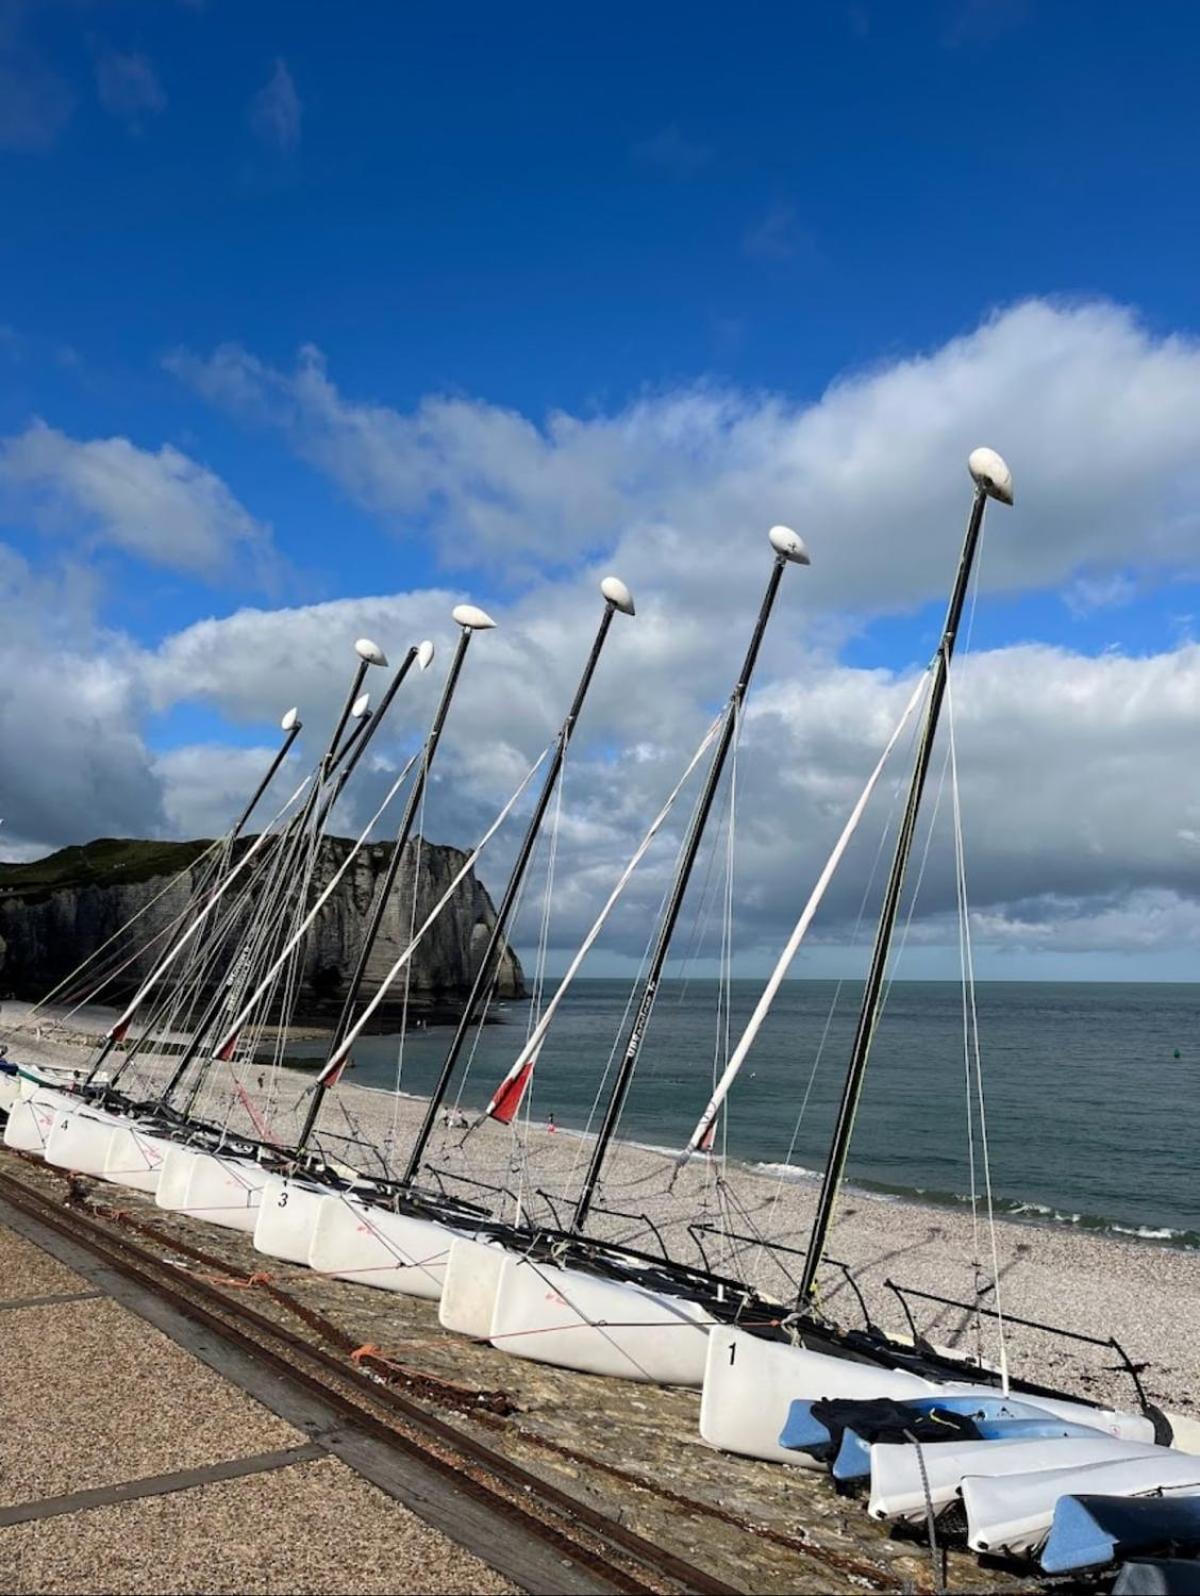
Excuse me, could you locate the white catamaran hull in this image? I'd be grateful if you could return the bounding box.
[156,1149,272,1232]
[306,1195,459,1299]
[964,1453,1200,1560]
[44,1104,129,1176]
[439,1236,510,1337]
[253,1175,342,1263]
[102,1123,174,1193]
[868,1435,1166,1526]
[0,1071,20,1116]
[488,1255,715,1385]
[698,1329,1157,1467]
[3,1089,76,1153]
[156,1145,205,1212]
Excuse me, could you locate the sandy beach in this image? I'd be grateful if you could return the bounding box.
[5,1000,1197,1420]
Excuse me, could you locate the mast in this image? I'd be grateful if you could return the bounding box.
[84,702,311,1089]
[571,528,810,1231]
[295,606,494,1152]
[230,707,303,840]
[402,576,635,1186]
[797,448,1013,1304]
[152,644,392,1110]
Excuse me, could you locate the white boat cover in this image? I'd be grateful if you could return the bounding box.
[0,1070,20,1115]
[964,1452,1200,1559]
[870,1435,1168,1526]
[489,1255,714,1384]
[307,1195,460,1299]
[439,1236,509,1337]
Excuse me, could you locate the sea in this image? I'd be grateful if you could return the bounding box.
[288,979,1200,1249]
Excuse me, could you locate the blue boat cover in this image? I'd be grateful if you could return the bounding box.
[830,1414,1106,1483]
[1111,1559,1200,1594]
[1042,1494,1200,1575]
[778,1392,1054,1458]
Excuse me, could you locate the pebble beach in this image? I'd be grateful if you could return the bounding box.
[5,1000,1197,1421]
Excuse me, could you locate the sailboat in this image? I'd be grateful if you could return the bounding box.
[6,627,432,1189]
[425,452,1199,1489]
[253,576,635,1286]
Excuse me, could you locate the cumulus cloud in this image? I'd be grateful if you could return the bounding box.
[115,575,1200,973]
[249,58,301,151]
[167,300,1200,623]
[95,49,167,129]
[0,547,163,857]
[11,297,1200,976]
[0,420,276,582]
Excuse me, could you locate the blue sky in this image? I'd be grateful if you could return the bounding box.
[3,0,1200,976]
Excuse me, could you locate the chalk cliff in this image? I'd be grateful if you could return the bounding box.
[0,836,523,1023]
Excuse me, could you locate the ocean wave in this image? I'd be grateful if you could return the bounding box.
[752,1160,821,1183]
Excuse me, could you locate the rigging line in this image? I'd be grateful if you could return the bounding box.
[211,752,421,1058]
[386,767,431,1170]
[592,707,736,1177]
[947,670,1010,1392]
[447,809,544,1123]
[321,746,551,1079]
[950,680,983,1342]
[3,836,231,1040]
[682,670,932,1162]
[474,709,725,1163]
[563,778,701,1196]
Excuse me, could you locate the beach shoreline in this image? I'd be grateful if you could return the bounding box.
[5,1000,1198,1418]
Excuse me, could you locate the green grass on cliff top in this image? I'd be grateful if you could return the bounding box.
[0,838,217,904]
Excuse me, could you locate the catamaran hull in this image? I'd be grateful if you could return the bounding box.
[439,1236,509,1337]
[44,1105,129,1176]
[488,1254,715,1385]
[306,1196,458,1299]
[3,1089,76,1153]
[0,1069,19,1116]
[156,1149,272,1232]
[253,1175,338,1263]
[698,1329,1158,1467]
[964,1454,1200,1560]
[102,1124,174,1192]
[868,1435,1166,1526]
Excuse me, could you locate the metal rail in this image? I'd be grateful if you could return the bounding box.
[0,1162,736,1596]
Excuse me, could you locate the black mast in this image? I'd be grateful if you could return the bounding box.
[147,642,394,1109]
[571,528,810,1232]
[797,449,1012,1304]
[294,606,494,1153]
[402,576,636,1187]
[230,707,304,839]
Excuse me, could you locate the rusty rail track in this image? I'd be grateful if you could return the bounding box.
[0,1161,740,1596]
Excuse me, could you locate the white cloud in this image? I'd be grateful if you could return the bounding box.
[0,547,162,857]
[95,49,166,129]
[249,58,301,151]
[0,420,276,582]
[167,299,1200,624]
[12,296,1200,974]
[116,574,1200,973]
